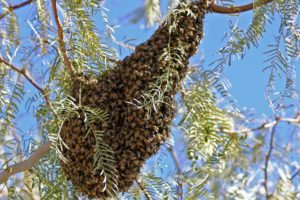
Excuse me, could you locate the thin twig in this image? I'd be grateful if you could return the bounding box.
[168,147,184,200]
[281,113,300,125]
[263,117,279,199]
[0,57,58,119]
[0,0,33,20]
[209,0,274,14]
[0,58,45,95]
[0,141,51,184]
[290,169,300,180]
[227,115,300,135]
[51,0,74,75]
[224,120,277,135]
[136,179,151,200]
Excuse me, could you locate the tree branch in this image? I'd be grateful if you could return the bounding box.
[226,114,300,135]
[0,141,51,184]
[0,60,58,185]
[0,58,45,95]
[51,0,75,76]
[209,0,274,14]
[0,57,58,119]
[0,0,33,20]
[263,117,279,199]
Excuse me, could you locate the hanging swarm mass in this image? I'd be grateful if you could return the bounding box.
[60,1,208,198]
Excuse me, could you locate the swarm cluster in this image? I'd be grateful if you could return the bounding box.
[60,1,208,198]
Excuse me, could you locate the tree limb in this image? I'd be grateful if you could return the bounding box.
[0,141,51,184]
[209,0,274,14]
[0,0,33,20]
[51,0,75,76]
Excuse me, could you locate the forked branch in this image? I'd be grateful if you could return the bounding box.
[210,0,274,14]
[0,142,51,184]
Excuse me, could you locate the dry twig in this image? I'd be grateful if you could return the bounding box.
[263,117,279,199]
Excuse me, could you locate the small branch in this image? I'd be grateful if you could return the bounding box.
[0,141,51,184]
[0,58,45,95]
[243,120,277,133]
[225,120,277,135]
[226,115,299,136]
[0,58,58,118]
[0,0,33,20]
[169,147,182,173]
[168,147,184,200]
[209,0,274,14]
[281,113,300,125]
[263,117,279,199]
[51,0,75,76]
[136,179,151,200]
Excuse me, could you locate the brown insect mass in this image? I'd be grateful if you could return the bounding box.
[60,1,208,198]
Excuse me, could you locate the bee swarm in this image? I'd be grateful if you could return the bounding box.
[60,1,207,198]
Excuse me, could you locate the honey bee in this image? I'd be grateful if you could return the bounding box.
[59,1,206,197]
